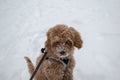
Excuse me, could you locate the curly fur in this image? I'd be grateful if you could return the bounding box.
[24,24,83,80]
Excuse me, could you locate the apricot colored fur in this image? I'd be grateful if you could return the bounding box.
[24,24,83,80]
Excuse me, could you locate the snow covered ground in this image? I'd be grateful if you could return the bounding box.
[0,0,120,80]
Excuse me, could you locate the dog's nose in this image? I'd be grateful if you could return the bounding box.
[60,51,65,55]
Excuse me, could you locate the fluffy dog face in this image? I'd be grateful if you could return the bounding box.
[45,24,83,58]
[51,37,74,58]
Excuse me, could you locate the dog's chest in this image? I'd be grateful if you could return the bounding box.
[46,57,70,70]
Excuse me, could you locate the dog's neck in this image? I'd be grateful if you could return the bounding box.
[46,54,70,70]
[41,48,70,70]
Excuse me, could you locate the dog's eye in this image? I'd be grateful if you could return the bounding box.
[52,41,60,47]
[65,40,72,46]
[54,41,60,46]
[56,41,59,44]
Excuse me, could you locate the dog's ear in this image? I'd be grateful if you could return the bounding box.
[69,27,83,49]
[45,29,52,49]
[45,38,50,48]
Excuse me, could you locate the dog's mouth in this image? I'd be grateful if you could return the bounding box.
[55,48,69,58]
[59,53,69,58]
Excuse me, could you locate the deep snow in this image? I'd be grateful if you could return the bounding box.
[0,0,120,80]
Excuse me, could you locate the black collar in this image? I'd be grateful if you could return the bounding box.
[46,56,70,70]
[60,58,69,65]
[41,48,70,68]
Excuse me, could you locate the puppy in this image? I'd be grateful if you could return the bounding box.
[24,24,83,80]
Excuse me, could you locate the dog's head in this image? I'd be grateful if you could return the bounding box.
[45,24,83,58]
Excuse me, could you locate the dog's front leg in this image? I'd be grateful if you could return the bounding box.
[63,70,73,80]
[44,68,64,80]
[43,61,64,80]
[63,57,75,80]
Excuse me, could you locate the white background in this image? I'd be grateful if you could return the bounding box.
[0,0,120,80]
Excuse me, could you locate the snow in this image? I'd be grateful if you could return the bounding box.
[0,0,120,80]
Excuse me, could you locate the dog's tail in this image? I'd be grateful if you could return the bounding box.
[24,56,35,75]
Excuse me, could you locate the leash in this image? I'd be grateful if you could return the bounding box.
[29,48,47,80]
